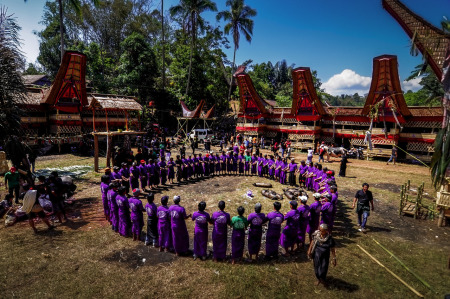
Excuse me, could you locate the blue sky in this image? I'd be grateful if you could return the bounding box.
[2,0,449,95]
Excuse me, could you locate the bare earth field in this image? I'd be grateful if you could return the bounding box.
[0,149,449,299]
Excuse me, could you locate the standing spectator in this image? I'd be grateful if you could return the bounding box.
[318,144,325,163]
[339,154,349,177]
[286,144,292,159]
[28,150,37,173]
[4,167,20,204]
[352,183,374,233]
[280,140,286,158]
[386,146,398,165]
[260,136,265,149]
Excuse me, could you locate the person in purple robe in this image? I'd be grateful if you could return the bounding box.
[320,194,334,232]
[211,201,231,262]
[247,203,266,262]
[297,196,310,250]
[186,155,193,179]
[119,163,130,194]
[266,201,284,259]
[307,193,322,242]
[298,161,307,187]
[116,186,131,237]
[274,156,282,180]
[198,153,205,177]
[167,157,176,184]
[226,152,233,174]
[329,186,338,234]
[157,196,172,252]
[153,160,160,187]
[257,153,264,177]
[215,153,221,174]
[129,188,145,241]
[169,196,191,256]
[146,159,155,189]
[233,143,239,155]
[209,154,215,175]
[193,154,199,178]
[288,158,298,186]
[280,158,288,184]
[145,193,159,247]
[203,154,210,176]
[230,206,248,264]
[159,159,167,185]
[232,152,238,174]
[181,155,189,180]
[107,182,119,232]
[138,160,148,191]
[129,162,140,190]
[100,175,111,222]
[238,153,245,175]
[262,154,269,177]
[280,200,300,255]
[111,166,122,183]
[192,201,211,260]
[251,153,258,175]
[267,156,275,179]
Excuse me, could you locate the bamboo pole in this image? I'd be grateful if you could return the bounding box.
[357,245,424,298]
[94,134,99,172]
[400,184,404,215]
[372,238,434,292]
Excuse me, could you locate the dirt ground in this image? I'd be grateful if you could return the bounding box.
[0,149,449,298]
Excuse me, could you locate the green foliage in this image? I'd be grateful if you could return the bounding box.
[404,65,443,106]
[22,63,45,75]
[0,7,25,139]
[116,33,158,104]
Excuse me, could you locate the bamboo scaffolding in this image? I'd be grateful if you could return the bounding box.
[357,245,424,298]
[372,238,434,292]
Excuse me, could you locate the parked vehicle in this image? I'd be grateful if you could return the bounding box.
[189,129,213,142]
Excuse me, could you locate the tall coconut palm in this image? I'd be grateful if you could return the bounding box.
[216,0,256,101]
[169,0,217,96]
[24,0,100,62]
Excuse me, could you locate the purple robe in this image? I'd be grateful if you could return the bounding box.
[153,163,160,185]
[129,196,144,235]
[247,212,266,255]
[231,216,248,259]
[116,194,131,236]
[159,161,167,184]
[192,211,211,257]
[138,164,147,189]
[220,155,227,172]
[280,209,300,248]
[307,200,322,234]
[279,162,287,184]
[215,156,221,172]
[146,163,155,186]
[157,205,172,249]
[169,204,190,254]
[112,171,122,180]
[274,160,282,178]
[238,155,245,173]
[266,211,284,257]
[257,157,264,176]
[167,161,176,179]
[251,156,258,174]
[101,182,110,218]
[129,166,140,190]
[320,201,334,229]
[233,145,239,154]
[297,205,310,244]
[211,211,231,259]
[268,159,275,176]
[107,189,118,231]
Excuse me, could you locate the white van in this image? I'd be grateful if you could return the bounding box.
[189,129,212,142]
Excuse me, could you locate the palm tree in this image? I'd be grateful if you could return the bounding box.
[216,0,256,101]
[169,0,217,96]
[24,0,100,62]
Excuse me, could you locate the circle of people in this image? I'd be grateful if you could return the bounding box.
[101,147,338,263]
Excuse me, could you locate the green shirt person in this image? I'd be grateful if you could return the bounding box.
[230,206,248,264]
[4,167,21,204]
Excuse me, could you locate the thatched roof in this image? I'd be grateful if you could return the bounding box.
[22,75,51,86]
[42,51,87,106]
[383,0,450,79]
[291,67,326,115]
[22,88,46,106]
[87,94,142,111]
[408,106,443,117]
[362,55,411,117]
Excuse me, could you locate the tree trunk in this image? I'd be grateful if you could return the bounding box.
[228,46,237,101]
[161,0,165,90]
[185,38,193,96]
[58,0,64,62]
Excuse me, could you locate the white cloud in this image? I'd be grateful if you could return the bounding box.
[402,77,422,92]
[322,69,371,96]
